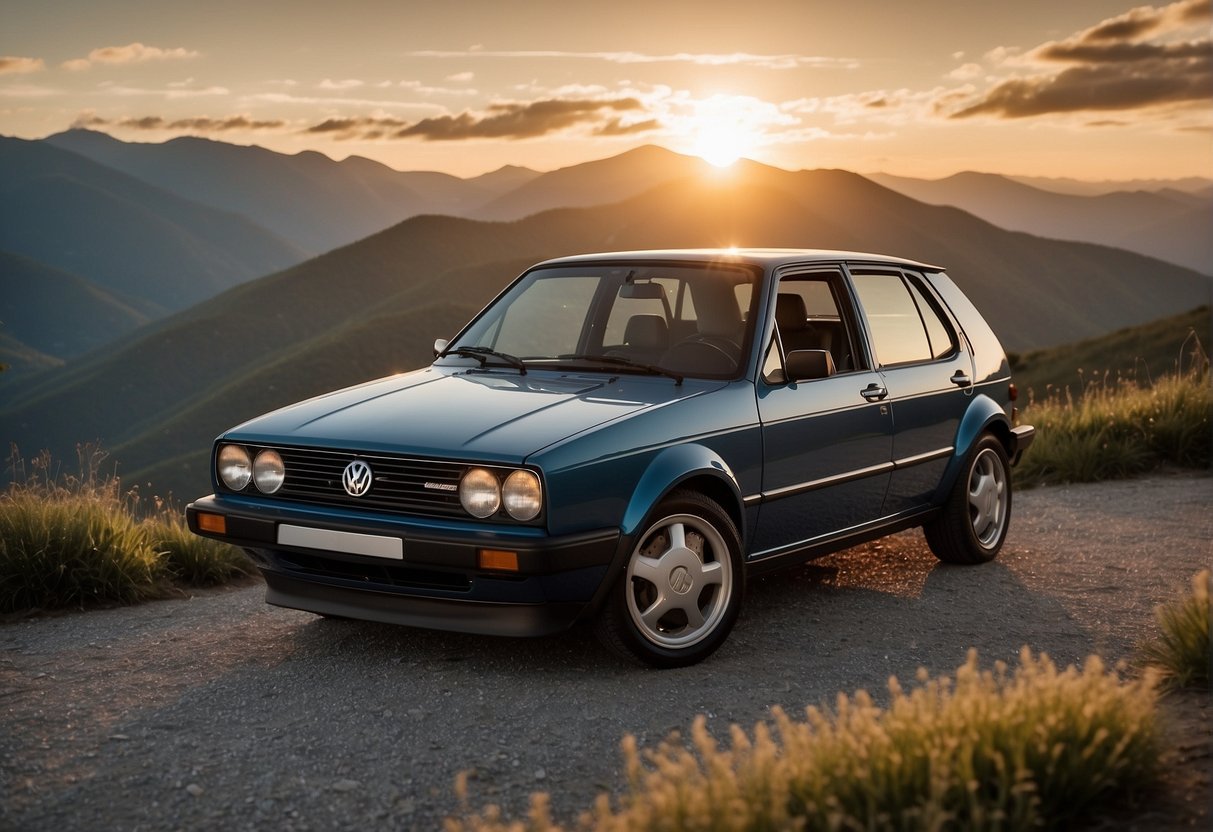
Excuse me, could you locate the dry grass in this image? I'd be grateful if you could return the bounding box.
[447,649,1160,831]
[1141,570,1211,690]
[1017,341,1210,487]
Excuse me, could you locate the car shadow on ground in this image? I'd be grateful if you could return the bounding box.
[279,532,1094,696]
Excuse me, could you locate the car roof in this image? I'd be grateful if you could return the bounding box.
[533,248,944,273]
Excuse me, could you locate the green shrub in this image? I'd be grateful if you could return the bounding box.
[1,446,252,613]
[1141,570,1211,689]
[145,509,252,586]
[449,649,1160,831]
[0,487,161,611]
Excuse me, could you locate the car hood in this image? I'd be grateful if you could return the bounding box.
[223,367,718,463]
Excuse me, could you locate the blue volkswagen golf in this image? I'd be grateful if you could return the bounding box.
[188,249,1034,667]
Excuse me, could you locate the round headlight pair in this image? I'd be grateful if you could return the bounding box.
[458,468,542,521]
[217,445,285,494]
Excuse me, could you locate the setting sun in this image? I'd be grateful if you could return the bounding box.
[681,94,777,168]
[691,128,748,167]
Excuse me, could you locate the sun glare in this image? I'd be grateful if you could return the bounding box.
[682,94,773,169]
[692,129,748,168]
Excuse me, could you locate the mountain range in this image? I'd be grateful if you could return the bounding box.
[43,129,540,255]
[868,171,1212,274]
[2,146,1209,500]
[7,131,1209,374]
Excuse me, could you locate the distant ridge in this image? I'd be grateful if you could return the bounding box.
[0,135,307,312]
[867,171,1212,274]
[0,250,148,372]
[45,129,518,254]
[3,153,1208,500]
[472,144,713,220]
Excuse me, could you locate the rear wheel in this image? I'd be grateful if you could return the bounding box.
[595,491,743,668]
[925,434,1012,564]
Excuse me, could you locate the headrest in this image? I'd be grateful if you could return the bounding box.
[776,294,809,332]
[623,314,669,350]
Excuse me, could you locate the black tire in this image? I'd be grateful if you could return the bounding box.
[924,434,1012,564]
[595,490,744,668]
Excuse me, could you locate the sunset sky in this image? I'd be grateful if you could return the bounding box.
[2,0,1210,178]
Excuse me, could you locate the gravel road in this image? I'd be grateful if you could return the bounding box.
[2,473,1210,830]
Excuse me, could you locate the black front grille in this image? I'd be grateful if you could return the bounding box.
[263,445,466,518]
[279,551,471,592]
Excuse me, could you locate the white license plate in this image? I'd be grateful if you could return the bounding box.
[277,524,403,560]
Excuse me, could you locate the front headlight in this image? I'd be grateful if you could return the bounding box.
[253,449,285,494]
[217,444,252,491]
[459,467,501,518]
[502,470,542,521]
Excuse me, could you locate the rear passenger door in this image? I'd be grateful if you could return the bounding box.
[847,268,975,514]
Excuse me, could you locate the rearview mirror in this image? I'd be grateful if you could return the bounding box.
[619,282,664,299]
[433,338,449,357]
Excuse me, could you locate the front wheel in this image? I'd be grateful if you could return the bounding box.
[924,434,1012,564]
[595,491,743,668]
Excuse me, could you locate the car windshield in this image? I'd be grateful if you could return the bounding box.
[439,262,761,379]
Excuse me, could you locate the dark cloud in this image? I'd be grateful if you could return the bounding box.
[305,116,406,136]
[72,114,285,131]
[951,56,1212,118]
[1038,38,1209,64]
[951,0,1212,119]
[393,98,644,140]
[594,117,661,136]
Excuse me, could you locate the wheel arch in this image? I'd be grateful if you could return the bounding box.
[620,444,746,543]
[937,393,1014,501]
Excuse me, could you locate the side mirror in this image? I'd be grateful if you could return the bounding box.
[786,349,836,382]
[433,338,449,358]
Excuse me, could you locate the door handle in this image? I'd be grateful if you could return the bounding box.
[860,383,888,401]
[950,370,972,388]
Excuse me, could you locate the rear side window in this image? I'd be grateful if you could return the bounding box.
[851,271,955,366]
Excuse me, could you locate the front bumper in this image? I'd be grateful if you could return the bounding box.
[186,494,622,636]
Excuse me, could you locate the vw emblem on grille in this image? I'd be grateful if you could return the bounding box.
[342,460,374,497]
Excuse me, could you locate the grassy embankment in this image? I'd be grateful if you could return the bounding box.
[1014,306,1210,487]
[0,445,250,614]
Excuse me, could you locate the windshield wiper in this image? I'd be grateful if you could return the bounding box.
[442,346,527,374]
[555,353,683,385]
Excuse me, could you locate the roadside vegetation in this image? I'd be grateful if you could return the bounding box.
[0,445,251,614]
[1016,325,1210,487]
[1141,569,1211,690]
[449,648,1160,831]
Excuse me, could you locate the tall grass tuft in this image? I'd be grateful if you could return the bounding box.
[1017,339,1210,487]
[1141,570,1211,690]
[1,445,251,613]
[448,649,1160,831]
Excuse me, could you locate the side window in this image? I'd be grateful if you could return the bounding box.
[850,272,935,366]
[769,272,866,378]
[905,277,957,360]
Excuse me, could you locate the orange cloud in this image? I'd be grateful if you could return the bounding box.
[0,56,45,75]
[62,43,199,71]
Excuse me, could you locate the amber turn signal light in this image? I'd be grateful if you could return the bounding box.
[478,549,519,572]
[196,512,227,534]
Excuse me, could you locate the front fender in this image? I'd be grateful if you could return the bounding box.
[620,444,743,538]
